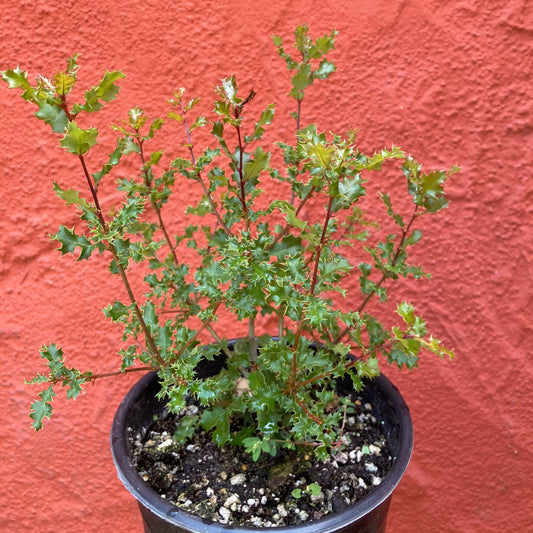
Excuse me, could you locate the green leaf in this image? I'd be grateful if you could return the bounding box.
[313,59,336,80]
[76,70,125,113]
[402,157,459,213]
[404,229,423,247]
[60,122,98,155]
[243,437,262,462]
[244,147,270,181]
[1,67,35,100]
[35,102,69,133]
[54,71,76,96]
[53,182,90,208]
[272,201,308,230]
[307,482,322,496]
[104,301,132,321]
[92,140,124,185]
[388,346,419,369]
[380,193,404,228]
[337,175,365,207]
[29,386,55,430]
[52,225,94,260]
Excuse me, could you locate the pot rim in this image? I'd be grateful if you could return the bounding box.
[111,369,413,533]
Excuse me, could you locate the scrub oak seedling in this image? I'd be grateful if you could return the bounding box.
[2,25,458,460]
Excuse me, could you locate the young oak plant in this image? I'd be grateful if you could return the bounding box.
[3,25,458,460]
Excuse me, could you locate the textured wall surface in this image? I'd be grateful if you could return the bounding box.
[1,1,532,532]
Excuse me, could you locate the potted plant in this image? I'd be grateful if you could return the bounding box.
[3,25,458,532]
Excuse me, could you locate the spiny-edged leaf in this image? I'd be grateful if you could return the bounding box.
[396,301,418,325]
[337,175,365,205]
[142,301,159,334]
[104,301,132,321]
[92,139,124,185]
[1,67,36,100]
[146,118,164,141]
[424,336,455,360]
[244,104,275,142]
[40,343,64,364]
[291,64,313,97]
[313,59,336,80]
[60,121,98,155]
[356,146,405,171]
[244,147,270,181]
[403,157,460,213]
[53,71,76,96]
[65,54,81,76]
[76,70,125,113]
[387,346,419,369]
[29,385,55,430]
[189,115,207,133]
[156,322,174,356]
[53,182,90,208]
[52,225,94,260]
[35,102,69,133]
[354,356,381,379]
[271,200,308,230]
[380,192,404,228]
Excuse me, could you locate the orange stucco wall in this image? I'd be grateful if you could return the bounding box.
[1,1,532,532]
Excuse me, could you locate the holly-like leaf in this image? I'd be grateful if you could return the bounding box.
[35,102,69,133]
[244,147,270,182]
[1,67,35,100]
[29,386,55,430]
[104,301,132,321]
[380,192,404,228]
[53,182,90,208]
[92,139,124,185]
[54,71,76,96]
[60,121,98,154]
[52,225,94,260]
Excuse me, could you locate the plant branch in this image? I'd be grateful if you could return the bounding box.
[180,100,232,236]
[89,366,155,381]
[173,301,222,360]
[271,186,315,248]
[135,136,180,265]
[77,154,164,366]
[289,194,335,392]
[333,205,421,344]
[235,123,250,229]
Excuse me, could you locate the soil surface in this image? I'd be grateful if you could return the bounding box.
[132,393,393,527]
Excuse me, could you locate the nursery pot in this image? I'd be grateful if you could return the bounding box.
[111,355,413,533]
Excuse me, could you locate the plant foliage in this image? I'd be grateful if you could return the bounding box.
[3,26,458,458]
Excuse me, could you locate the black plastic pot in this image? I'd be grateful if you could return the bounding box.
[111,358,413,533]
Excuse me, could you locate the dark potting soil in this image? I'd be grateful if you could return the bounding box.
[132,393,393,528]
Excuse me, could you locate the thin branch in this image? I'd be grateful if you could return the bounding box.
[136,136,180,265]
[89,366,155,381]
[77,153,164,366]
[173,301,222,360]
[333,205,421,344]
[179,100,233,237]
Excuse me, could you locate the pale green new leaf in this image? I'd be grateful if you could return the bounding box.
[60,122,98,155]
[77,70,125,113]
